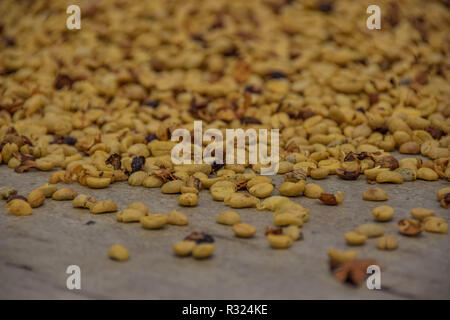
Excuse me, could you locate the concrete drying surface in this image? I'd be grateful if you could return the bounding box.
[0,165,449,299]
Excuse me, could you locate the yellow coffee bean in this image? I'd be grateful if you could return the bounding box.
[167,210,189,226]
[416,168,439,181]
[141,214,167,229]
[224,193,259,208]
[410,208,434,221]
[232,223,256,238]
[304,183,324,199]
[309,167,329,179]
[284,225,302,241]
[117,209,145,223]
[108,244,129,261]
[278,181,305,197]
[127,202,149,215]
[422,217,448,234]
[246,176,272,189]
[216,211,241,226]
[274,213,303,227]
[376,171,404,184]
[52,188,78,200]
[364,167,390,180]
[128,171,148,186]
[192,243,215,259]
[210,180,237,201]
[180,186,199,194]
[257,196,292,211]
[161,180,184,194]
[377,235,398,250]
[274,202,310,222]
[372,206,394,222]
[327,248,357,264]
[173,241,196,256]
[35,158,55,171]
[37,184,57,198]
[143,176,164,188]
[248,182,274,198]
[345,231,367,245]
[4,199,33,216]
[267,234,293,249]
[72,194,97,209]
[90,200,118,214]
[362,188,387,201]
[178,193,198,206]
[86,176,111,189]
[277,161,294,174]
[355,223,384,238]
[27,189,45,208]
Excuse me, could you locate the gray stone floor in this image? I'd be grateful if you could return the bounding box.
[0,165,449,299]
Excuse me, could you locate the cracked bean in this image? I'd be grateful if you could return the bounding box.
[319,191,344,205]
[437,187,450,201]
[398,219,422,236]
